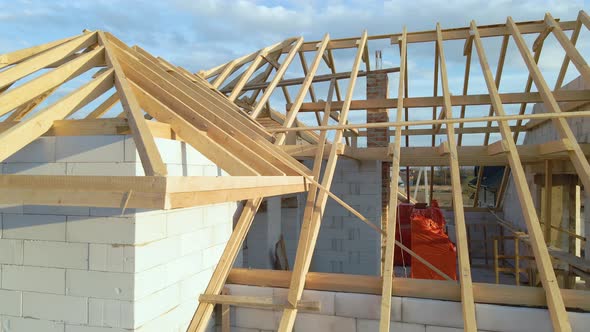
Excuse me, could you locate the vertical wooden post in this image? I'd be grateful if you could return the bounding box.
[544,160,553,243]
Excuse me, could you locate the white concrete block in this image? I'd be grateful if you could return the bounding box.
[570,311,590,332]
[22,205,90,216]
[293,312,356,332]
[66,269,134,300]
[166,207,205,236]
[0,239,23,264]
[66,162,138,176]
[65,325,128,332]
[89,244,135,273]
[0,289,22,316]
[67,216,134,245]
[334,292,401,321]
[234,308,277,330]
[475,303,552,332]
[56,136,125,163]
[357,319,426,332]
[0,316,65,332]
[24,240,88,269]
[180,231,207,256]
[2,214,66,241]
[183,142,214,165]
[134,283,180,327]
[1,162,67,175]
[424,327,463,332]
[273,288,335,315]
[179,268,213,302]
[135,237,180,272]
[134,213,167,245]
[2,265,65,294]
[5,137,55,163]
[165,163,186,176]
[202,243,225,269]
[88,298,134,329]
[125,137,182,164]
[22,292,87,324]
[402,298,463,328]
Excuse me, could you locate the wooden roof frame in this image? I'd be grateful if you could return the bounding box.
[2,11,590,332]
[188,11,590,332]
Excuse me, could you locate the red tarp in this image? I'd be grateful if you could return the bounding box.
[410,201,458,280]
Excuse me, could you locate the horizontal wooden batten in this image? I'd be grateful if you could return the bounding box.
[292,89,590,111]
[227,268,590,311]
[281,144,590,165]
[0,175,309,209]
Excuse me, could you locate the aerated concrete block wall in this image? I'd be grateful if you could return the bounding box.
[222,284,590,332]
[0,135,237,332]
[273,159,382,275]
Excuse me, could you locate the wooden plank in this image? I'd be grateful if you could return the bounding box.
[554,12,584,90]
[474,20,572,332]
[0,32,97,89]
[227,268,590,311]
[109,42,291,176]
[0,68,113,162]
[292,89,590,111]
[436,23,477,331]
[379,27,406,332]
[275,34,330,146]
[544,160,553,242]
[99,32,167,177]
[5,86,59,122]
[199,294,320,311]
[0,47,105,117]
[85,91,119,119]
[277,30,368,332]
[251,38,304,118]
[0,34,80,69]
[129,81,259,176]
[545,13,590,84]
[267,108,590,134]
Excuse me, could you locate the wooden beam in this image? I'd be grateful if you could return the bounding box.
[251,38,304,118]
[99,32,167,177]
[227,268,590,311]
[380,27,406,332]
[199,294,320,312]
[277,31,368,332]
[544,160,553,242]
[475,20,572,331]
[266,109,590,133]
[281,143,590,165]
[545,13,590,84]
[0,32,97,89]
[554,11,586,90]
[292,89,590,111]
[129,81,259,176]
[85,91,119,119]
[0,69,113,162]
[436,23,477,331]
[222,68,399,93]
[275,34,330,146]
[5,86,59,122]
[0,34,80,69]
[0,46,104,117]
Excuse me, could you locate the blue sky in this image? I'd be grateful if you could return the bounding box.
[1,0,588,146]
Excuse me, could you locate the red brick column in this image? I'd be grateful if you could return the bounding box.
[366,72,390,274]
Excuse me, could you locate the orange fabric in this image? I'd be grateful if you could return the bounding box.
[410,211,457,280]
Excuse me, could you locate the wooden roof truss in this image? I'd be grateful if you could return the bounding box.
[189,11,590,332]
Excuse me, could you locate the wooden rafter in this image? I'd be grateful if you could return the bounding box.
[379,26,406,332]
[99,32,167,177]
[436,23,477,331]
[472,20,572,331]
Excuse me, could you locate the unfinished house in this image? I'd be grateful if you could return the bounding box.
[0,10,589,332]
